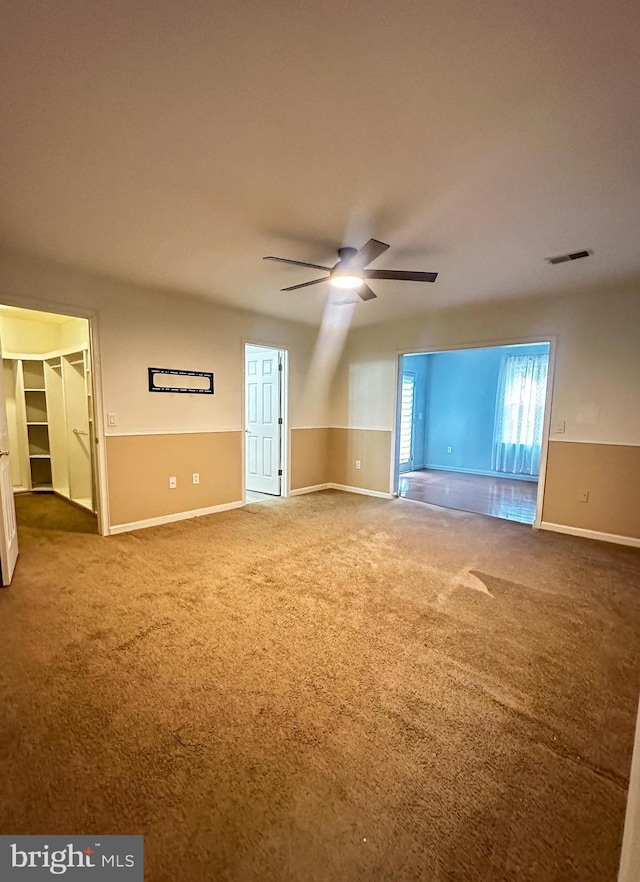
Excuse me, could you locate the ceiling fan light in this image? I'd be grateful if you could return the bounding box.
[331,273,363,289]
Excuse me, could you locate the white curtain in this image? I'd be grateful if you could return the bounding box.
[492,354,548,476]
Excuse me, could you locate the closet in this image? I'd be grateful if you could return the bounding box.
[1,308,96,514]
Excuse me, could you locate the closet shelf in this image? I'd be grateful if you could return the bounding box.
[7,350,94,511]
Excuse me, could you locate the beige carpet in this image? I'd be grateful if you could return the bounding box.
[1,491,639,881]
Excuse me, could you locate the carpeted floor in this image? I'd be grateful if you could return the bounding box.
[1,491,639,881]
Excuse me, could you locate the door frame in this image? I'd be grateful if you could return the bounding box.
[0,294,109,536]
[242,341,289,501]
[392,335,557,528]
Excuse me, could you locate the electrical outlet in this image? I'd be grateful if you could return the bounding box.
[169,476,177,489]
[578,490,589,503]
[107,413,116,427]
[447,446,452,454]
[355,460,361,469]
[192,473,199,484]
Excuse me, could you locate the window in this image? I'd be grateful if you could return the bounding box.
[492,353,548,475]
[399,371,416,469]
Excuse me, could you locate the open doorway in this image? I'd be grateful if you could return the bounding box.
[0,305,100,549]
[395,341,552,525]
[244,344,287,504]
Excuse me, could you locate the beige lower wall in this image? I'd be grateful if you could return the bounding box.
[106,432,242,526]
[290,428,330,490]
[290,427,393,494]
[106,426,390,528]
[106,432,640,538]
[329,428,392,494]
[542,441,640,539]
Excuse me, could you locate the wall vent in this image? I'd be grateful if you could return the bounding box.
[546,249,592,265]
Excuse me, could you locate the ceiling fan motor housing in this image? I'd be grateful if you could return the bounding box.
[337,247,359,264]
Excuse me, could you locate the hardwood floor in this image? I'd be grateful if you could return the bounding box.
[398,469,538,524]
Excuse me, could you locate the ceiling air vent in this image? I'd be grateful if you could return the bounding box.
[546,249,592,265]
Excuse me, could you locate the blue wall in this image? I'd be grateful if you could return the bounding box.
[402,343,549,478]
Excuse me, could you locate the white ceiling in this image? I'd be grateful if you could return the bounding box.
[1,0,639,327]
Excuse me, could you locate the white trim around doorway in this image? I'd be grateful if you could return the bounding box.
[0,292,110,535]
[392,335,557,528]
[242,341,289,502]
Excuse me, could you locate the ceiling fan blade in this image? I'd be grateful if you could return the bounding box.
[357,283,377,301]
[365,269,438,283]
[281,277,328,292]
[264,256,331,271]
[350,238,390,267]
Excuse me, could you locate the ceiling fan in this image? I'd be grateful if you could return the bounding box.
[263,238,438,302]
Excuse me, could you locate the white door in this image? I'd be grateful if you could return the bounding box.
[398,370,416,473]
[245,345,282,495]
[0,339,19,585]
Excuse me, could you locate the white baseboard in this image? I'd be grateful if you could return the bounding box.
[109,500,244,535]
[539,521,640,548]
[290,483,393,499]
[289,483,332,496]
[329,483,394,499]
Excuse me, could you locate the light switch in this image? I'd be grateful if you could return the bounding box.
[107,413,117,427]
[556,420,565,434]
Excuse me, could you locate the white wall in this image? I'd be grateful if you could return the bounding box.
[0,313,89,356]
[0,247,333,435]
[0,315,60,355]
[330,284,640,446]
[59,317,90,351]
